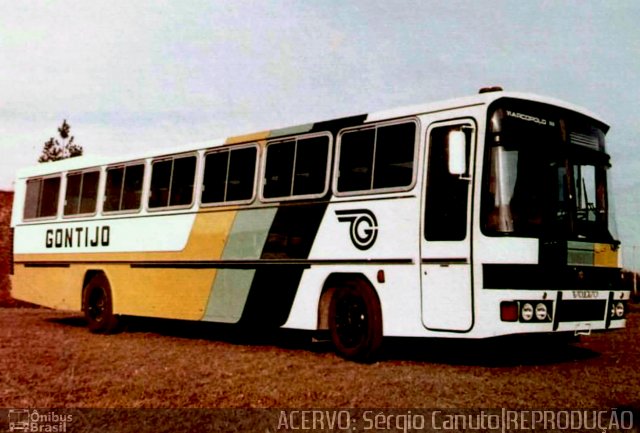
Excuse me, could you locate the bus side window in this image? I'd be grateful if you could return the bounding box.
[41,177,61,217]
[202,151,228,203]
[105,163,144,212]
[337,128,375,192]
[226,147,257,201]
[64,170,100,216]
[373,122,416,189]
[24,176,61,220]
[149,155,196,209]
[122,164,144,210]
[104,167,124,212]
[64,173,81,215]
[202,146,257,205]
[337,121,416,193]
[23,178,42,220]
[149,159,172,208]
[80,171,100,214]
[262,134,330,200]
[292,135,329,196]
[170,156,196,206]
[263,139,295,199]
[425,125,471,241]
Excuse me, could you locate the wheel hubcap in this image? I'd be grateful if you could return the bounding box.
[335,294,368,348]
[87,288,106,322]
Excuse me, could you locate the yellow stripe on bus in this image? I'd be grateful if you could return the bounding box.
[225,131,270,145]
[12,211,238,320]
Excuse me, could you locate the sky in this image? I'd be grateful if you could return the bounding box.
[1,1,639,267]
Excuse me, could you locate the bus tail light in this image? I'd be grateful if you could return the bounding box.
[501,300,554,323]
[500,301,518,322]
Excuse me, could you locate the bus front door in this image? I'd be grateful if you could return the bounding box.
[420,121,475,332]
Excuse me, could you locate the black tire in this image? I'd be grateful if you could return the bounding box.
[83,274,119,333]
[328,282,383,361]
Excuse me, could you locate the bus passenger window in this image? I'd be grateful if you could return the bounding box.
[263,134,329,200]
[104,167,124,212]
[79,171,99,214]
[263,140,295,199]
[149,159,172,208]
[373,123,415,189]
[202,146,257,205]
[202,151,228,203]
[64,173,81,215]
[337,121,416,193]
[24,179,42,220]
[337,128,375,192]
[24,176,61,220]
[226,147,257,202]
[105,163,144,212]
[40,177,61,217]
[149,155,196,209]
[64,170,99,216]
[171,156,196,206]
[122,164,144,210]
[292,136,329,196]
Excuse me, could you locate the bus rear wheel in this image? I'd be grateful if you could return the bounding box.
[328,282,382,362]
[83,274,119,333]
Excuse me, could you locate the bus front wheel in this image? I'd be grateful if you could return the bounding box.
[328,282,383,361]
[83,274,119,333]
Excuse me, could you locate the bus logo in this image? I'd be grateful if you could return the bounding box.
[335,209,378,250]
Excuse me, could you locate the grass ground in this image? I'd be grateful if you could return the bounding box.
[1,308,638,409]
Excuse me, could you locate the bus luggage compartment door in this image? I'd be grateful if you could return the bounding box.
[421,258,472,331]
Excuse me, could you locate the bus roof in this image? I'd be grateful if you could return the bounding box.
[16,91,608,179]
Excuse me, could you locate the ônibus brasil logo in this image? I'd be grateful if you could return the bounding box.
[335,209,378,250]
[7,409,72,432]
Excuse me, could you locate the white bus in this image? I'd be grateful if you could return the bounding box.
[10,88,629,360]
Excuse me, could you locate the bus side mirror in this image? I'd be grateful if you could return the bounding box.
[448,129,467,175]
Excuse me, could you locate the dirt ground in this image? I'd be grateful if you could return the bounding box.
[1,307,639,411]
[0,191,13,305]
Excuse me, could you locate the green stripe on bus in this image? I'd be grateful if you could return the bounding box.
[203,208,277,323]
[268,123,314,139]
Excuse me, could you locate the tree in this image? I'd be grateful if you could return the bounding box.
[38,119,83,163]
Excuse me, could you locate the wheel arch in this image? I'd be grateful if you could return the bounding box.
[317,272,381,331]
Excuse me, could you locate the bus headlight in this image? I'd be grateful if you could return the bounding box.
[511,300,553,323]
[521,303,534,321]
[535,303,548,321]
[615,302,625,318]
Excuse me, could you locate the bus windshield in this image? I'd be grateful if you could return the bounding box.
[482,98,615,243]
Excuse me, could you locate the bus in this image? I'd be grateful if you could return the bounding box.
[10,88,629,360]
